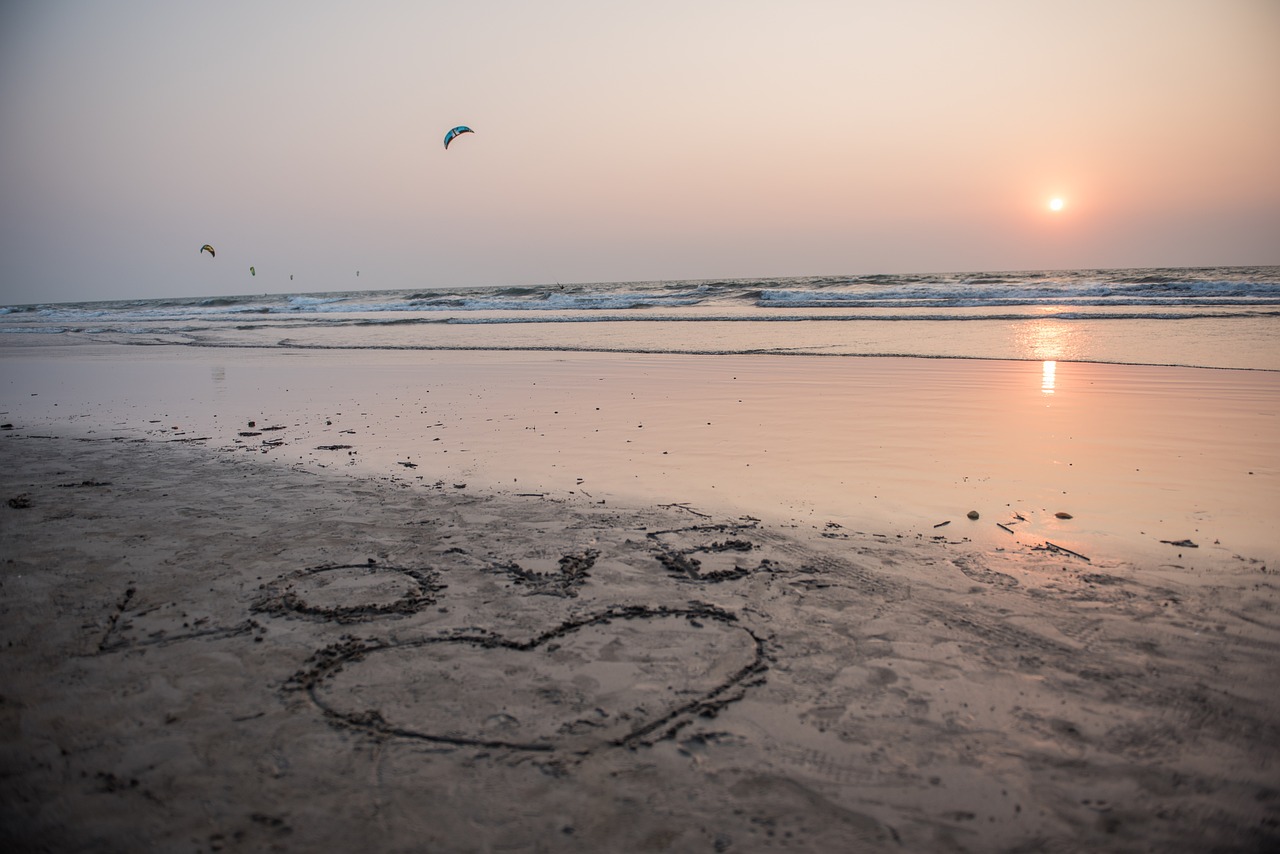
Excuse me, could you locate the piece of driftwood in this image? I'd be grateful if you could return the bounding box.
[1043,540,1090,562]
[659,503,712,518]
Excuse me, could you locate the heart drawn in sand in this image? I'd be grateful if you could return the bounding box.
[288,605,768,753]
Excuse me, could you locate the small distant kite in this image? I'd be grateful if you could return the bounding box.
[250,266,256,277]
[200,244,215,257]
[444,125,473,149]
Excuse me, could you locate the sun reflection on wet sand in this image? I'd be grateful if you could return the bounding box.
[1019,319,1079,397]
[1041,360,1056,394]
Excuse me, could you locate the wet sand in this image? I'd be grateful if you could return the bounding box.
[2,343,1278,852]
[5,343,1278,563]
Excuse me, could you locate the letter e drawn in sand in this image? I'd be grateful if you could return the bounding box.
[647,523,786,583]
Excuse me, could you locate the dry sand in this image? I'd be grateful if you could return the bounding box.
[2,346,1279,852]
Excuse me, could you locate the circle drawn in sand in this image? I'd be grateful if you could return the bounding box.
[289,605,768,753]
[252,563,444,623]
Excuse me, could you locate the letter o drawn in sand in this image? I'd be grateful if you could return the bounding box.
[252,563,444,624]
[288,605,769,754]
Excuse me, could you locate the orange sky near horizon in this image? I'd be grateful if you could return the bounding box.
[1,0,1277,303]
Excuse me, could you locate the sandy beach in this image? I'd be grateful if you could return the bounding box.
[2,343,1278,852]
[6,0,1279,846]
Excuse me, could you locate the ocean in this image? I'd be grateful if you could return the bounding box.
[3,266,1278,370]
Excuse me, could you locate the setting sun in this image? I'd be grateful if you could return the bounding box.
[1049,197,1066,212]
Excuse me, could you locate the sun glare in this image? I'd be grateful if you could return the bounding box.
[1048,197,1065,212]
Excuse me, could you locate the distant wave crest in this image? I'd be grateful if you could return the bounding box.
[3,266,1278,370]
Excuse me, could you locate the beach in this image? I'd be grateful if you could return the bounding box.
[5,0,1279,840]
[2,338,1278,852]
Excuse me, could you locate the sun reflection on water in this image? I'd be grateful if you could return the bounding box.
[1019,318,1070,360]
[1015,319,1076,395]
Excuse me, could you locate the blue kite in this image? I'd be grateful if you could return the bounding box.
[444,125,474,149]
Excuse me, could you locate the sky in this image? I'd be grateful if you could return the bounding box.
[1,0,1278,304]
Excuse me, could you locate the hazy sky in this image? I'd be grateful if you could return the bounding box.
[2,0,1277,304]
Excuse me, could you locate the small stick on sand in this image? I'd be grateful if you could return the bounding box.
[997,522,1015,534]
[1044,541,1091,562]
[659,503,712,518]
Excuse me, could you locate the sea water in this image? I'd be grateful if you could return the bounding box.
[3,266,1278,370]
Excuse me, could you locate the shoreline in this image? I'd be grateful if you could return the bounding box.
[9,314,1280,372]
[16,331,1280,374]
[2,431,1278,851]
